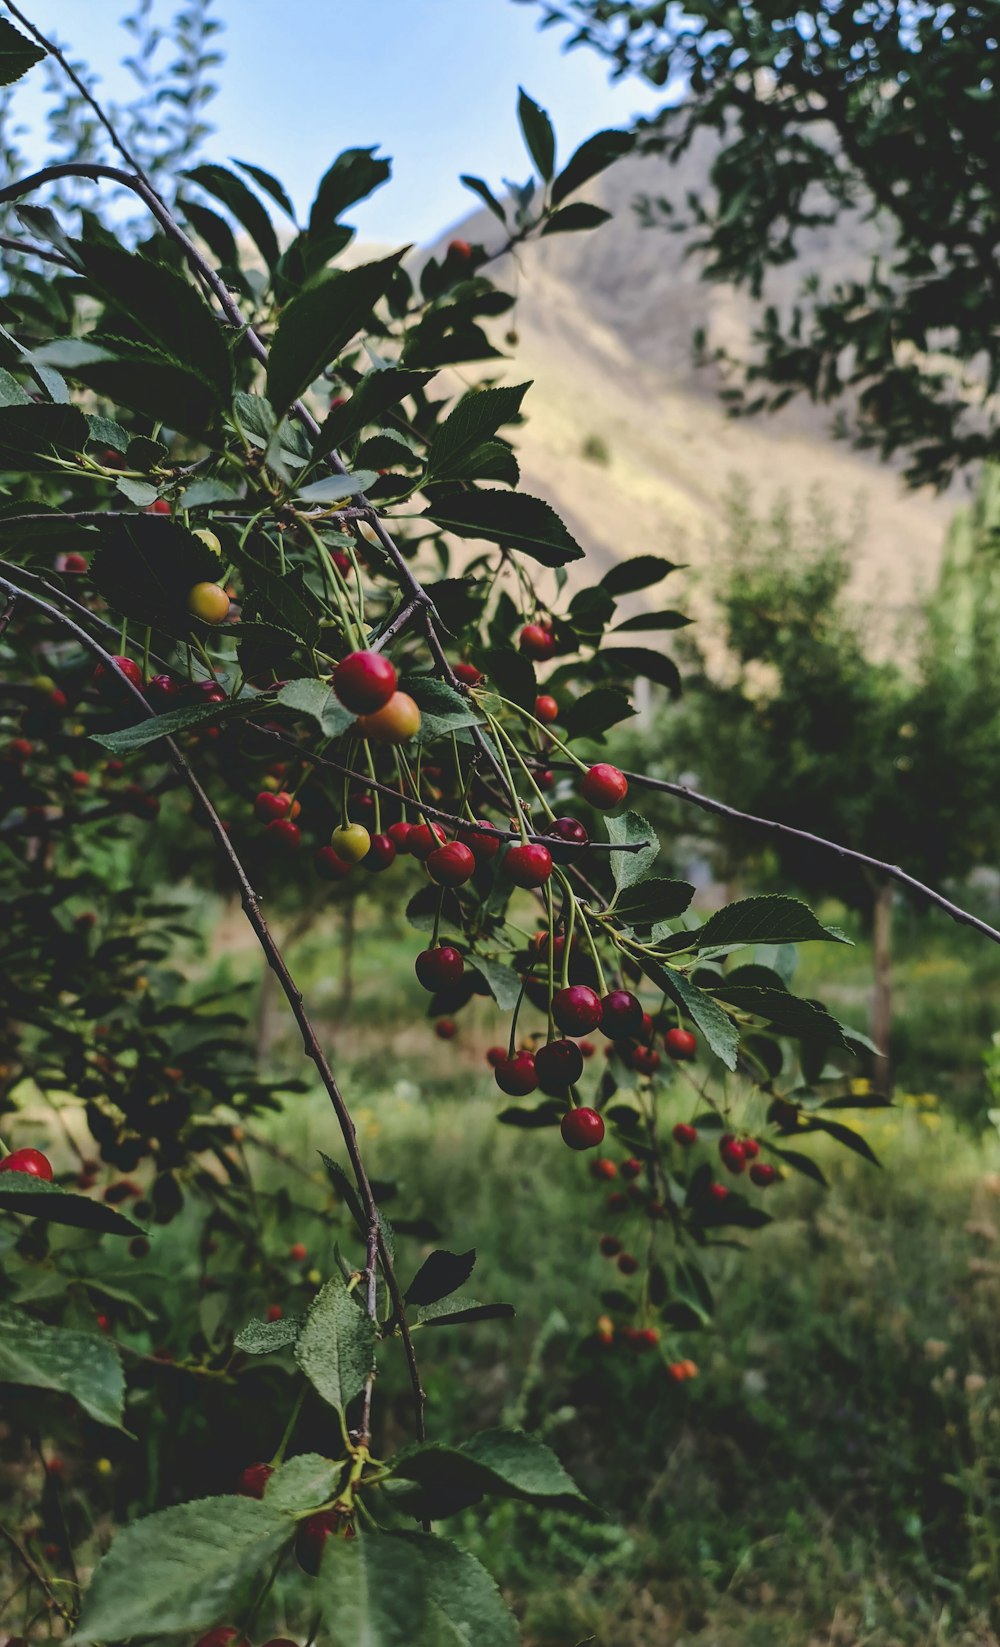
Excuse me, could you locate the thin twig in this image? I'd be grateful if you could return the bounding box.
[0,1522,73,1623]
[0,594,15,636]
[0,233,73,267]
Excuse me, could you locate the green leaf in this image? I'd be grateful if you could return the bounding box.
[232,158,297,221]
[694,896,852,950]
[267,253,404,417]
[0,18,45,86]
[406,1250,476,1308]
[613,610,692,633]
[768,1145,828,1187]
[39,336,222,436]
[0,1305,125,1428]
[88,514,225,633]
[552,128,633,204]
[798,1116,882,1167]
[235,1313,305,1354]
[402,675,483,740]
[0,401,88,467]
[393,1427,585,1518]
[712,984,854,1049]
[496,1103,564,1129]
[264,1453,340,1514]
[468,955,522,1011]
[92,699,259,756]
[310,367,433,462]
[600,555,681,597]
[0,367,30,406]
[294,1275,376,1419]
[319,1529,517,1646]
[415,1299,516,1328]
[606,809,659,891]
[184,163,281,271]
[0,1176,143,1235]
[614,877,695,926]
[597,644,682,698]
[561,686,635,743]
[427,384,529,484]
[294,469,378,503]
[479,645,536,711]
[644,961,740,1070]
[460,174,507,223]
[276,678,356,738]
[518,87,556,181]
[309,148,391,233]
[425,490,583,567]
[229,543,323,648]
[541,202,612,235]
[70,1497,293,1643]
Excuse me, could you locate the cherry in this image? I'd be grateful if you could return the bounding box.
[406,822,446,860]
[750,1162,778,1188]
[49,687,68,709]
[96,1312,110,1331]
[332,650,397,714]
[599,1234,621,1257]
[580,763,628,809]
[535,1039,584,1094]
[7,737,32,759]
[238,1461,274,1499]
[547,816,589,852]
[146,497,171,515]
[187,581,230,624]
[719,1135,747,1175]
[315,845,352,880]
[552,984,602,1036]
[387,820,414,852]
[632,1044,661,1075]
[600,990,644,1040]
[330,548,351,576]
[672,1121,698,1146]
[59,551,88,574]
[505,842,552,887]
[457,820,501,861]
[580,1039,596,1058]
[560,1107,605,1150]
[357,689,422,743]
[536,768,555,789]
[534,693,559,724]
[289,1242,308,1261]
[329,393,348,411]
[70,769,90,789]
[434,1018,457,1040]
[447,237,473,261]
[485,1045,507,1067]
[616,1251,639,1274]
[264,818,301,851]
[265,1304,283,1322]
[621,1158,643,1181]
[254,790,294,824]
[453,662,483,687]
[415,946,464,991]
[427,840,476,886]
[519,622,556,661]
[742,1137,760,1160]
[194,679,226,703]
[94,655,142,691]
[607,1190,627,1212]
[297,1509,343,1574]
[495,1052,537,1097]
[331,822,371,863]
[0,1148,53,1181]
[363,832,397,871]
[105,759,125,778]
[708,1182,730,1202]
[665,1027,697,1061]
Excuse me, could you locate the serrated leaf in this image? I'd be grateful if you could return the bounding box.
[318,1529,518,1647]
[0,1305,125,1428]
[468,956,522,1011]
[424,490,583,567]
[39,335,222,435]
[309,148,391,233]
[393,1427,584,1520]
[613,877,695,926]
[0,19,45,86]
[561,686,635,743]
[415,1298,516,1328]
[92,698,259,755]
[405,1249,476,1308]
[234,1313,305,1354]
[294,469,378,503]
[267,253,403,416]
[712,984,854,1049]
[69,1497,293,1642]
[518,87,555,181]
[694,896,852,950]
[480,645,536,711]
[600,555,681,596]
[295,1276,375,1418]
[403,674,483,740]
[552,127,633,204]
[427,384,529,484]
[229,542,322,648]
[0,1175,144,1234]
[541,202,612,234]
[460,174,507,223]
[0,401,88,467]
[232,158,297,220]
[276,678,356,737]
[184,162,281,271]
[310,367,433,462]
[88,514,227,633]
[644,960,740,1070]
[605,809,659,891]
[264,1453,340,1514]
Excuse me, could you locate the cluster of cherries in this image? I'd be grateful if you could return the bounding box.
[589,1158,699,1376]
[234,1460,354,1577]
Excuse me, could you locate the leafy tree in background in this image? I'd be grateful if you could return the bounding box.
[524,0,999,488]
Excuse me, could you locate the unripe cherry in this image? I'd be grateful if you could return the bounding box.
[363,832,397,871]
[535,1039,584,1095]
[357,690,421,742]
[415,946,464,991]
[560,1107,605,1151]
[330,822,371,863]
[495,1052,537,1097]
[408,821,447,860]
[0,1148,53,1180]
[552,984,602,1036]
[192,527,223,557]
[315,845,351,880]
[580,763,628,809]
[504,842,552,888]
[187,581,231,624]
[519,622,556,661]
[600,990,644,1040]
[332,650,397,714]
[534,693,559,724]
[672,1121,698,1146]
[664,1027,697,1061]
[427,840,476,886]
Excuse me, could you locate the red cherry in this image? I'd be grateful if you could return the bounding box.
[238,1462,274,1499]
[672,1122,698,1146]
[560,1107,605,1151]
[486,1045,507,1067]
[607,1190,628,1212]
[195,679,227,704]
[145,497,171,515]
[435,1018,457,1040]
[519,622,556,661]
[408,821,447,860]
[665,1027,697,1061]
[591,1157,618,1181]
[297,1510,342,1574]
[742,1137,760,1160]
[264,818,301,851]
[636,1327,660,1349]
[632,1045,661,1075]
[254,790,292,824]
[7,736,33,759]
[708,1182,730,1202]
[536,768,555,790]
[505,842,552,887]
[620,1158,642,1181]
[495,1052,537,1097]
[145,673,181,703]
[580,763,628,809]
[96,1312,110,1331]
[453,661,483,686]
[329,547,351,575]
[599,1234,621,1257]
[265,1304,283,1322]
[315,845,352,880]
[104,759,125,778]
[447,237,473,261]
[49,687,68,709]
[332,651,397,714]
[534,693,559,724]
[363,832,397,871]
[535,1039,585,1094]
[457,819,501,860]
[547,816,589,852]
[61,552,88,574]
[0,1148,53,1181]
[580,1040,596,1058]
[427,840,476,887]
[329,394,348,411]
[719,1135,746,1175]
[552,984,602,1036]
[289,1242,308,1261]
[616,1251,639,1274]
[415,946,464,990]
[750,1162,778,1187]
[94,655,142,691]
[387,820,413,852]
[70,769,90,788]
[600,990,644,1040]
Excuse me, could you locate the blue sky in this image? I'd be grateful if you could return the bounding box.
[10,0,663,243]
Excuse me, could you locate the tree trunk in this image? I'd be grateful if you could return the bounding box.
[871,880,893,1091]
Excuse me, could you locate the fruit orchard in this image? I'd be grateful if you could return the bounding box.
[0,10,993,1644]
